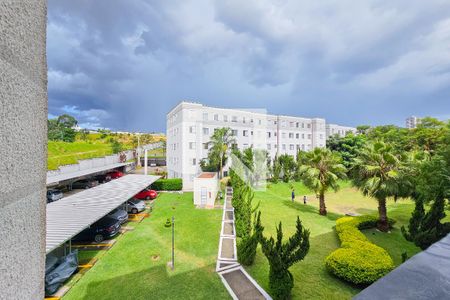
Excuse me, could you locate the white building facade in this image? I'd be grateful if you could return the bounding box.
[167,101,355,190]
[406,116,421,129]
[326,124,357,139]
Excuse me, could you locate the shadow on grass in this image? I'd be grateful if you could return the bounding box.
[80,264,229,300]
[282,200,342,222]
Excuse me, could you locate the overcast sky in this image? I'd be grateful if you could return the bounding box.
[47,0,450,132]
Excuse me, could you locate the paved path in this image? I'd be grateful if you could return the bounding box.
[216,187,272,300]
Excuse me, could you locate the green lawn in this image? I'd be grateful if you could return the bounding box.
[245,181,422,300]
[63,192,230,300]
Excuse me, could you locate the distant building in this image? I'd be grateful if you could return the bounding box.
[166,101,356,190]
[406,116,421,129]
[325,124,357,139]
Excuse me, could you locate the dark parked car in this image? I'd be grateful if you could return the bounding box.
[72,179,99,189]
[94,174,112,184]
[47,189,63,203]
[108,208,128,224]
[73,217,121,243]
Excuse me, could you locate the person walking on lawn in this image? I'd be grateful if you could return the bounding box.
[291,189,295,202]
[303,195,307,205]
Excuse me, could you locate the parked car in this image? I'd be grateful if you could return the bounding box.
[47,189,63,203]
[134,189,158,200]
[72,179,99,189]
[94,174,112,184]
[107,170,124,179]
[73,216,121,243]
[108,208,128,224]
[126,199,146,214]
[45,251,78,296]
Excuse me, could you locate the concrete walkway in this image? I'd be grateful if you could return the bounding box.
[216,187,272,300]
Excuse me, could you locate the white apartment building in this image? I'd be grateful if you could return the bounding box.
[406,116,421,129]
[167,101,355,190]
[326,124,357,139]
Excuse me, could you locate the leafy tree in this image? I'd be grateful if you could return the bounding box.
[272,154,282,183]
[326,133,366,170]
[278,154,296,183]
[110,139,123,154]
[209,127,235,178]
[79,129,90,141]
[402,155,450,249]
[410,117,446,154]
[356,125,371,135]
[47,114,78,142]
[298,148,347,215]
[352,142,409,231]
[259,217,310,300]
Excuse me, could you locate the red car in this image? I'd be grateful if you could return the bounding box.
[134,189,158,200]
[107,170,124,179]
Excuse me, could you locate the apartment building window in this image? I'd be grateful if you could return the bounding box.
[302,133,305,139]
[214,114,219,121]
[320,134,323,139]
[307,123,311,129]
[296,133,299,139]
[267,144,271,150]
[189,126,196,134]
[302,144,305,150]
[296,144,300,150]
[290,144,294,150]
[282,132,286,138]
[282,144,286,150]
[192,158,196,165]
[302,123,305,128]
[224,115,228,122]
[267,132,271,138]
[189,142,196,150]
[308,134,312,139]
[258,119,262,125]
[274,144,278,149]
[274,120,277,125]
[290,122,294,127]
[203,127,209,135]
[202,112,208,121]
[203,143,208,150]
[289,133,294,138]
[232,129,238,136]
[251,131,254,136]
[274,132,277,137]
[296,122,299,128]
[243,130,248,137]
[250,118,254,123]
[243,143,249,149]
[282,121,286,127]
[232,116,237,122]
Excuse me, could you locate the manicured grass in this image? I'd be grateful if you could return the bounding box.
[63,192,230,300]
[245,181,422,299]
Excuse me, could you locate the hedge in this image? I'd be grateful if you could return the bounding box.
[325,216,394,285]
[151,178,182,191]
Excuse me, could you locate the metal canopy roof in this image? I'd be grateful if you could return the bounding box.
[354,233,450,300]
[46,161,133,186]
[46,174,159,254]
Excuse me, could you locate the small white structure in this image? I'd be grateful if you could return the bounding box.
[194,172,219,208]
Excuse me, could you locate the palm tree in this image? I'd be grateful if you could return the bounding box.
[299,148,347,216]
[209,127,235,179]
[352,142,406,232]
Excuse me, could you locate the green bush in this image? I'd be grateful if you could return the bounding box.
[151,178,182,191]
[325,216,394,285]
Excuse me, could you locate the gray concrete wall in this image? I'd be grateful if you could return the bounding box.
[0,1,47,299]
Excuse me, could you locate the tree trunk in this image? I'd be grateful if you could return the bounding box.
[219,155,223,179]
[319,192,327,216]
[377,197,389,232]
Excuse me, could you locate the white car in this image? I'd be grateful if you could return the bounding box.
[126,199,146,214]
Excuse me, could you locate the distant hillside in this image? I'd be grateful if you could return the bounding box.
[47,132,165,170]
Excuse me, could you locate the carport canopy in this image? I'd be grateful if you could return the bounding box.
[46,174,159,254]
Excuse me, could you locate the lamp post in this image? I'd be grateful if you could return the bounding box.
[171,216,175,270]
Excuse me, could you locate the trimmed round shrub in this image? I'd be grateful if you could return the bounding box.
[325,216,394,285]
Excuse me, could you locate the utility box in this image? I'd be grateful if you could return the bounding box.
[194,172,219,208]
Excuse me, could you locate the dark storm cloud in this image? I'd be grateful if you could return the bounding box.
[47,0,450,131]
